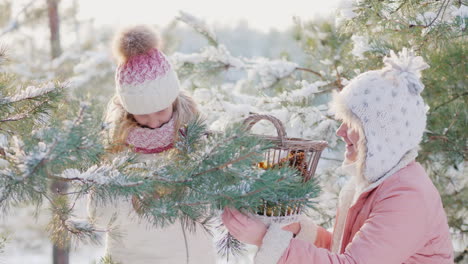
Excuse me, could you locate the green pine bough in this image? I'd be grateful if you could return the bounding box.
[0,87,321,251]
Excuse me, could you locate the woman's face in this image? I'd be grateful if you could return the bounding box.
[133,106,173,129]
[336,122,360,163]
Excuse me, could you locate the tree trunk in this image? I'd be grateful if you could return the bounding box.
[47,0,61,59]
[47,1,68,264]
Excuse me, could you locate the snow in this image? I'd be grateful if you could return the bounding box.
[66,49,113,90]
[192,88,214,104]
[64,219,94,233]
[276,80,326,102]
[0,185,4,201]
[319,59,333,66]
[451,5,468,30]
[335,0,359,26]
[290,81,320,98]
[0,200,105,264]
[246,58,298,89]
[0,158,8,169]
[452,4,468,18]
[177,11,218,44]
[8,83,56,103]
[416,11,438,26]
[2,7,465,263]
[351,35,371,59]
[9,140,50,176]
[172,45,244,69]
[59,166,125,186]
[0,134,7,149]
[0,20,18,36]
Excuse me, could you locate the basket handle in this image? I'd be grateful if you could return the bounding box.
[243,114,287,141]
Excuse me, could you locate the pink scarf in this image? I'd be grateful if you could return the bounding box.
[126,117,176,154]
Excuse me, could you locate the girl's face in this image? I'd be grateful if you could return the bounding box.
[336,122,360,163]
[133,106,173,129]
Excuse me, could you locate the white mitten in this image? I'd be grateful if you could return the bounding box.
[294,215,318,245]
[254,222,294,264]
[253,215,298,264]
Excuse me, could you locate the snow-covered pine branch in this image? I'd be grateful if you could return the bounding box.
[0,0,39,37]
[245,58,298,89]
[1,82,59,104]
[172,44,244,74]
[177,10,218,46]
[0,81,64,128]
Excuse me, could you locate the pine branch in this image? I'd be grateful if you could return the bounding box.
[98,254,121,264]
[390,1,407,15]
[177,11,218,46]
[0,0,39,37]
[432,91,468,112]
[0,234,7,254]
[0,83,64,131]
[216,225,247,260]
[295,67,323,78]
[0,99,51,123]
[424,0,450,28]
[193,151,258,178]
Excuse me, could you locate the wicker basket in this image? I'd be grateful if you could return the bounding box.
[243,114,328,218]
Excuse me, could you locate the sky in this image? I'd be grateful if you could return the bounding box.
[76,0,344,32]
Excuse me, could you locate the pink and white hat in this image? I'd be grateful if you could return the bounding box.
[114,25,180,115]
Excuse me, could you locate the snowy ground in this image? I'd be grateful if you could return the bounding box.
[0,198,256,264]
[0,199,105,264]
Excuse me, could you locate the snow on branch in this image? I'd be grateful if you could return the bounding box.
[276,80,328,102]
[177,11,218,46]
[0,0,39,37]
[335,0,360,26]
[172,45,244,70]
[57,164,141,187]
[351,35,371,59]
[4,82,57,104]
[54,153,143,187]
[246,58,298,89]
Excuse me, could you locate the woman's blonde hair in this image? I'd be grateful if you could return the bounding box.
[103,91,199,154]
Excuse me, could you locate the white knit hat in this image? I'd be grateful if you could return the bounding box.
[331,48,430,183]
[114,25,180,115]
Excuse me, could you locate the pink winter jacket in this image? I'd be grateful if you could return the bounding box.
[278,161,454,264]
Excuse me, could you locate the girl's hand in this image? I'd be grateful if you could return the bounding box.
[221,207,267,247]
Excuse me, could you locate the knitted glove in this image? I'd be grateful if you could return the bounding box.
[294,215,318,245]
[254,222,294,264]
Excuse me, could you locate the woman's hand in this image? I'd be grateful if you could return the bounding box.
[221,207,267,247]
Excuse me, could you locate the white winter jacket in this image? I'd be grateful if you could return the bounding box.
[88,153,216,264]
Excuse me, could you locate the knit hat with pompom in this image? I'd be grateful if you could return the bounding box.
[113,25,180,115]
[330,48,430,183]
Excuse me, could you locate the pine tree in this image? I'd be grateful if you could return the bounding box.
[172,4,466,261]
[0,44,321,257]
[1,1,465,262]
[334,1,467,260]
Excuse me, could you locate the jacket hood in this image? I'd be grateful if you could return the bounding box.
[330,49,429,183]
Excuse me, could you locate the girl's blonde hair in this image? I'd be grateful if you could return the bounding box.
[103,91,199,154]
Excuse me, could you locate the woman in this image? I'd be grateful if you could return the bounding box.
[222,49,454,263]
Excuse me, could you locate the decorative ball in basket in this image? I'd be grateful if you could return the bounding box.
[243,114,328,221]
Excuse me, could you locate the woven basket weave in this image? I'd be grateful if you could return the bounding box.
[243,114,328,219]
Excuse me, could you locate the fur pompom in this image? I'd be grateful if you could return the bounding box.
[383,48,429,94]
[113,25,161,62]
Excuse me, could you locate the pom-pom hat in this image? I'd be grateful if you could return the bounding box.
[114,25,180,115]
[331,48,430,183]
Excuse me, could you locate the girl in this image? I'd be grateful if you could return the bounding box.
[88,25,216,264]
[222,49,454,263]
